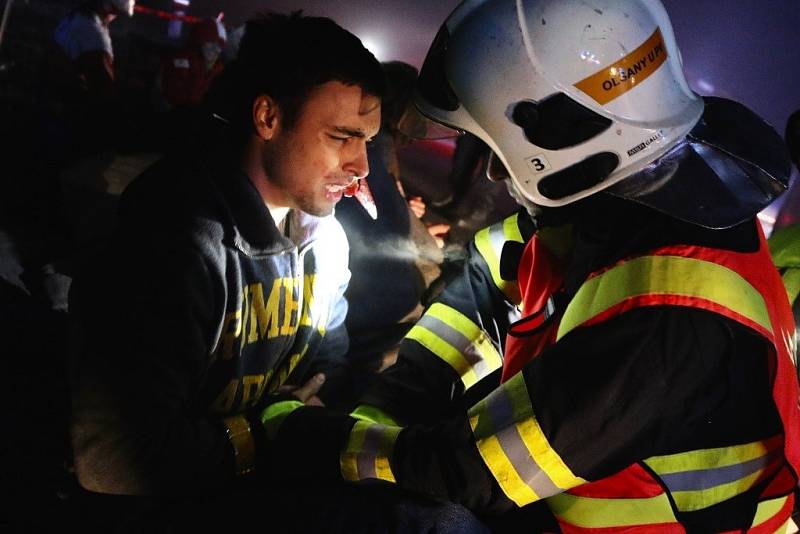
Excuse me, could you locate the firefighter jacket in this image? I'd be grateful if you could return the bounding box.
[265,194,800,532]
[69,154,351,495]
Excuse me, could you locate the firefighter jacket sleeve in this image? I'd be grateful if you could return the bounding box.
[358,211,536,425]
[265,304,779,513]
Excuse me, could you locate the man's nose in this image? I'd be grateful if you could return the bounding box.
[343,143,369,180]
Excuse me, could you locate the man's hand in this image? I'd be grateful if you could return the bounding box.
[277,373,326,406]
[426,223,451,249]
[408,196,427,219]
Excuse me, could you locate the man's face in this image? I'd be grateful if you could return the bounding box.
[261,81,381,217]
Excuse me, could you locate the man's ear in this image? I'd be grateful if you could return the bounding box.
[253,95,280,141]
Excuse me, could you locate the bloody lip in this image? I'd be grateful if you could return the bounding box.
[343,180,360,197]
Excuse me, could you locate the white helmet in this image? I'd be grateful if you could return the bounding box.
[108,0,135,17]
[412,0,790,227]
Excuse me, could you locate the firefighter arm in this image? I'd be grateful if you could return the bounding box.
[261,398,515,512]
[357,210,534,425]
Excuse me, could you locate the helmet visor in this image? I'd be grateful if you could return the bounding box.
[608,97,791,229]
[397,102,464,140]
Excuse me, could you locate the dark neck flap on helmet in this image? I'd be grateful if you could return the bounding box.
[607,97,791,229]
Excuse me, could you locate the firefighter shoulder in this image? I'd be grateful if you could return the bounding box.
[353,208,537,427]
[262,0,799,531]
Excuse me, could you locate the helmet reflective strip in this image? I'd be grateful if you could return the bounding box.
[474,212,525,304]
[574,27,669,106]
[340,421,401,483]
[558,255,772,341]
[405,303,502,390]
[468,373,585,506]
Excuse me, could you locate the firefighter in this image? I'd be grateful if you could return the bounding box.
[260,0,800,531]
[156,18,227,111]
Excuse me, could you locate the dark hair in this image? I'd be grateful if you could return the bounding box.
[380,61,418,135]
[205,11,385,143]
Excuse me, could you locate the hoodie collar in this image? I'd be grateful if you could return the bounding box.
[209,163,294,256]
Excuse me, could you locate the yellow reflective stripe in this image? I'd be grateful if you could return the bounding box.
[426,303,503,379]
[350,404,400,427]
[474,213,524,303]
[406,302,502,390]
[645,440,773,474]
[517,415,581,490]
[469,374,585,506]
[558,255,772,340]
[259,399,304,439]
[547,491,676,528]
[340,420,401,483]
[503,211,524,243]
[427,303,485,345]
[406,324,480,389]
[468,418,540,505]
[768,224,800,269]
[644,438,781,512]
[222,414,256,476]
[781,268,800,306]
[752,496,789,527]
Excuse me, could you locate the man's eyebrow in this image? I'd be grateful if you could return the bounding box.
[333,126,366,138]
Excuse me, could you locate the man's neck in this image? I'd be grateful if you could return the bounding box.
[242,136,290,229]
[269,205,290,229]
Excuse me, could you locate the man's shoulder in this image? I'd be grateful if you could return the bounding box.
[118,156,232,243]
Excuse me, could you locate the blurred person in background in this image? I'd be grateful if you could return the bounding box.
[52,0,135,155]
[151,17,227,152]
[154,17,227,112]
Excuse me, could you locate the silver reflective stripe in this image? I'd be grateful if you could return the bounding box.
[483,384,561,498]
[416,314,493,377]
[659,451,779,492]
[355,424,385,479]
[489,223,507,259]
